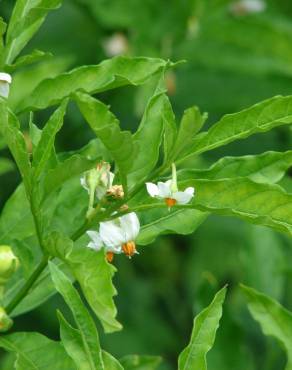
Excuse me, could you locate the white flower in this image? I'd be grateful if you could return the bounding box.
[146,163,195,207]
[0,73,12,99]
[87,212,140,260]
[103,33,128,57]
[81,162,114,200]
[229,0,266,16]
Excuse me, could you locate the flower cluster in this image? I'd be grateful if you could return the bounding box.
[82,163,194,262]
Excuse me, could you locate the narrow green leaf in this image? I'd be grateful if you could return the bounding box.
[19,56,172,112]
[4,0,62,64]
[179,150,292,184]
[49,262,104,370]
[137,209,207,245]
[182,178,292,236]
[0,101,31,193]
[173,106,207,160]
[0,17,6,55]
[42,154,99,199]
[181,95,292,160]
[128,93,169,185]
[178,286,227,370]
[241,284,292,370]
[0,332,74,370]
[6,49,53,72]
[120,355,161,370]
[75,92,133,190]
[102,352,124,370]
[66,246,122,333]
[58,311,93,370]
[162,95,177,163]
[32,99,67,180]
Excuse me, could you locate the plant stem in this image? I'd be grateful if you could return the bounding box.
[5,255,49,314]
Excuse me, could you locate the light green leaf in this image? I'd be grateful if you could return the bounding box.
[102,352,124,370]
[241,284,292,370]
[0,17,6,55]
[179,150,292,184]
[0,332,75,370]
[0,102,31,193]
[0,158,14,176]
[11,239,35,279]
[180,95,292,161]
[4,0,62,64]
[6,49,53,72]
[75,92,133,190]
[120,355,161,370]
[49,262,104,370]
[173,106,207,160]
[137,209,207,245]
[128,93,169,185]
[19,56,172,112]
[66,246,122,333]
[178,286,227,370]
[32,99,68,180]
[162,95,177,163]
[181,178,292,236]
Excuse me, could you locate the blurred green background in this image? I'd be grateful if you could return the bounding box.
[1,0,292,369]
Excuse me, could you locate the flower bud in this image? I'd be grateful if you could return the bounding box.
[0,307,13,332]
[0,245,19,285]
[0,73,12,99]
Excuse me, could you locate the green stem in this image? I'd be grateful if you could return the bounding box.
[5,255,48,314]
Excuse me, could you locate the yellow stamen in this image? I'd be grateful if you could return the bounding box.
[165,198,177,207]
[106,251,114,263]
[122,241,136,258]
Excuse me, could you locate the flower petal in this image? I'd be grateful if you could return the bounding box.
[173,187,194,204]
[157,180,172,198]
[100,220,125,248]
[120,212,140,241]
[80,176,89,192]
[86,230,103,251]
[146,182,159,197]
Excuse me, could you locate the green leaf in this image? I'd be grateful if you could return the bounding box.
[66,245,122,333]
[4,0,62,64]
[6,49,53,72]
[128,93,169,186]
[178,286,227,370]
[0,17,6,55]
[0,332,74,370]
[241,284,292,370]
[19,56,172,112]
[0,102,31,194]
[180,95,292,161]
[172,106,208,160]
[179,150,292,184]
[102,352,124,370]
[32,99,68,180]
[75,92,133,190]
[42,154,99,199]
[0,158,14,176]
[162,95,177,163]
[49,262,104,370]
[137,208,207,245]
[120,355,161,370]
[181,178,292,236]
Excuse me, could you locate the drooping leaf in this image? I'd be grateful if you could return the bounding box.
[66,245,122,333]
[181,178,292,236]
[0,332,75,370]
[179,150,292,184]
[180,95,292,161]
[0,101,31,193]
[137,208,208,245]
[120,355,162,370]
[178,286,227,370]
[241,284,292,370]
[19,56,172,112]
[75,92,133,190]
[4,0,63,64]
[128,93,169,186]
[32,99,68,180]
[49,262,104,370]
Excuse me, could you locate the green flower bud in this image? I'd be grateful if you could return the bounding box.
[0,307,13,332]
[0,245,19,285]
